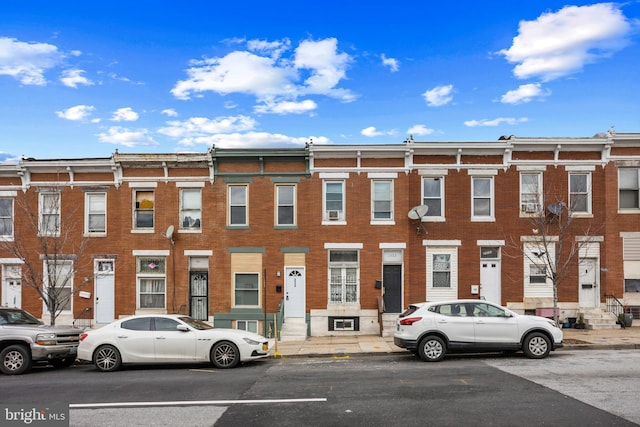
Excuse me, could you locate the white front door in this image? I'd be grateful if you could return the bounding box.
[579,258,598,308]
[284,268,305,318]
[1,265,22,308]
[95,261,115,324]
[480,259,501,304]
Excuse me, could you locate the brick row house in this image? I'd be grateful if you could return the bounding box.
[0,131,639,337]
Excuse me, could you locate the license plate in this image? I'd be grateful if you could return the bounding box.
[262,343,268,351]
[70,347,77,354]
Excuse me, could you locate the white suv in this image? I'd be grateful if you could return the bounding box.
[394,299,563,362]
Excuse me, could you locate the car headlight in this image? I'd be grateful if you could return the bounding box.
[36,333,57,345]
[243,337,261,346]
[545,319,558,328]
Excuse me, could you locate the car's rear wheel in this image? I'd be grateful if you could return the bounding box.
[211,341,240,369]
[418,335,446,362]
[522,332,551,359]
[93,345,122,372]
[0,344,32,375]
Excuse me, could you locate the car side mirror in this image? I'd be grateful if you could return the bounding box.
[177,324,190,332]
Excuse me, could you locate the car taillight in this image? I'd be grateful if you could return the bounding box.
[79,333,88,342]
[399,317,422,326]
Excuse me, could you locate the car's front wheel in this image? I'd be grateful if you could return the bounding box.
[93,345,122,372]
[522,332,551,359]
[211,341,240,369]
[418,335,446,362]
[0,344,32,375]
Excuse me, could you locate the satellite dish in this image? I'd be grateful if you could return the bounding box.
[165,225,174,239]
[547,203,565,216]
[408,205,429,220]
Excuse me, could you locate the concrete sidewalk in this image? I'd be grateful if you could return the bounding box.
[271,326,640,358]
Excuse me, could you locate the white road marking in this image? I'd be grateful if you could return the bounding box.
[70,398,327,409]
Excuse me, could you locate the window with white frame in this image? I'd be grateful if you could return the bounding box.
[0,197,14,239]
[137,257,166,309]
[372,180,393,220]
[39,191,60,236]
[529,264,547,284]
[134,190,154,229]
[569,173,591,214]
[45,260,73,313]
[180,188,202,230]
[85,192,106,234]
[422,177,443,218]
[520,173,542,214]
[236,320,258,333]
[229,185,248,226]
[619,168,640,209]
[276,185,295,226]
[471,176,493,219]
[324,181,345,222]
[432,254,451,288]
[328,250,359,303]
[234,273,259,306]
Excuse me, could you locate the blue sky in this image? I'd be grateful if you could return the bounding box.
[1,1,639,161]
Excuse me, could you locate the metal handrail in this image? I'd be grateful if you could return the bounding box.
[605,294,625,317]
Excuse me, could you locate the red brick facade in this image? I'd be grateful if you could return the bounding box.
[1,132,639,336]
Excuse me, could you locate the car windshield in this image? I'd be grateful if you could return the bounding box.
[0,309,42,325]
[178,316,213,330]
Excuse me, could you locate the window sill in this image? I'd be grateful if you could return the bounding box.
[617,209,640,214]
[471,217,495,222]
[570,213,593,218]
[131,229,155,234]
[84,232,107,238]
[322,220,347,225]
[274,225,298,230]
[178,229,202,234]
[226,225,249,230]
[421,217,446,222]
[370,220,395,226]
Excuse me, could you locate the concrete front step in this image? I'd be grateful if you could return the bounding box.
[280,318,308,341]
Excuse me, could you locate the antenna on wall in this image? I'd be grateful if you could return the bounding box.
[408,205,429,235]
[163,224,175,246]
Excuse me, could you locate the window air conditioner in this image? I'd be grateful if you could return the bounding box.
[328,210,340,220]
[522,203,539,213]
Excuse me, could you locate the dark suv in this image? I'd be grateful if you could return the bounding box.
[0,307,82,375]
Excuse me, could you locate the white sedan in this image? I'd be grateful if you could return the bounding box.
[77,314,270,371]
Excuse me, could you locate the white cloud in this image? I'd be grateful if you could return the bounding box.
[60,69,93,88]
[500,83,550,104]
[361,126,396,137]
[177,131,320,149]
[0,152,21,163]
[97,126,158,147]
[254,99,317,115]
[499,3,632,81]
[171,37,355,107]
[381,54,399,72]
[423,84,454,107]
[55,105,95,121]
[157,115,257,140]
[407,124,435,136]
[464,117,529,127]
[111,107,139,122]
[0,37,62,85]
[161,108,178,117]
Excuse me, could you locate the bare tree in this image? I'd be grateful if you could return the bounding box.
[0,190,92,325]
[505,182,603,325]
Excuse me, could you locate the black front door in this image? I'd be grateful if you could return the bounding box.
[383,265,402,313]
